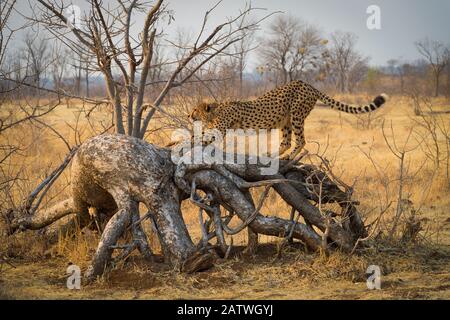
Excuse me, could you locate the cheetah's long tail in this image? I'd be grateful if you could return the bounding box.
[315,90,388,114]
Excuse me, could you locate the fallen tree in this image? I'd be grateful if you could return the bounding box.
[3,134,367,282]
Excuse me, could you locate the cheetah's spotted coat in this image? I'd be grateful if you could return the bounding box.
[189,80,388,159]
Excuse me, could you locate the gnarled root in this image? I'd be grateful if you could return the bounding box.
[6,134,367,281]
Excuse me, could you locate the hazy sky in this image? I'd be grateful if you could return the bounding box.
[166,0,450,66]
[9,0,450,68]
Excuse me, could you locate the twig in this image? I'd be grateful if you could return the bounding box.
[25,146,79,215]
[198,208,209,248]
[224,237,233,260]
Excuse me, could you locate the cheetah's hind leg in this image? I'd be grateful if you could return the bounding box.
[285,114,306,160]
[278,125,292,159]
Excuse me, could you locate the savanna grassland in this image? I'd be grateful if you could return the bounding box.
[0,94,449,299]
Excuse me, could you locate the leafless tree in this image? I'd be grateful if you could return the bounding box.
[0,0,17,73]
[68,45,93,97]
[445,48,450,97]
[381,122,422,239]
[387,58,409,94]
[146,39,167,87]
[0,0,61,169]
[415,38,449,97]
[49,42,68,91]
[22,32,50,94]
[357,126,429,245]
[30,0,270,138]
[397,61,430,96]
[328,31,368,93]
[410,93,450,179]
[0,1,15,100]
[233,14,256,97]
[258,15,326,85]
[347,59,369,94]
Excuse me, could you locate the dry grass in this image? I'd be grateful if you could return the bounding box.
[0,94,449,299]
[1,243,449,299]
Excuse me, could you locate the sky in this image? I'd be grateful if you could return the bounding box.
[8,0,450,69]
[165,0,450,67]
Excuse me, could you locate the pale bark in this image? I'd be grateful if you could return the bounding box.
[70,134,203,280]
[6,134,367,280]
[6,198,75,234]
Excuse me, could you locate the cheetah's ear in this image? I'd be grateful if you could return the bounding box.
[205,102,218,112]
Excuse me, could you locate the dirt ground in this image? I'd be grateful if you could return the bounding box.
[1,242,449,300]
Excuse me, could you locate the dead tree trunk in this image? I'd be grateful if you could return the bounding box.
[4,134,367,281]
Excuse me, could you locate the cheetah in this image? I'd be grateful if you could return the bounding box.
[189,80,388,159]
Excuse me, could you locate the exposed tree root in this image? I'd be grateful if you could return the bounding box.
[4,134,367,281]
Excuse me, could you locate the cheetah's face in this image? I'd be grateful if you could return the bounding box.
[189,102,218,123]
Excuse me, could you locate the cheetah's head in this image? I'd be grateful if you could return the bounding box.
[189,102,219,123]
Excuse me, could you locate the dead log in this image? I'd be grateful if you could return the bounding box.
[6,198,75,235]
[205,163,362,251]
[186,170,323,251]
[72,134,213,280]
[4,134,367,280]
